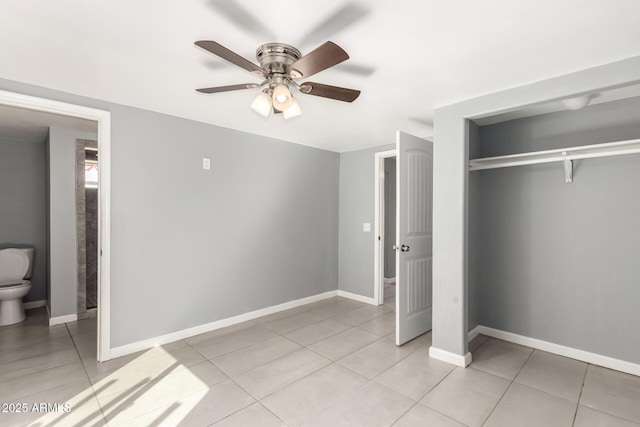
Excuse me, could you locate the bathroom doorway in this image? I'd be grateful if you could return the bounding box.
[0,89,112,361]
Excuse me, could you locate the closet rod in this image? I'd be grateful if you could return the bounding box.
[469,138,640,171]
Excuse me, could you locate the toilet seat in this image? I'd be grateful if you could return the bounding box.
[0,279,30,289]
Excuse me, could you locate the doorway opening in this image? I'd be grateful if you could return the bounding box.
[0,89,112,362]
[374,149,397,307]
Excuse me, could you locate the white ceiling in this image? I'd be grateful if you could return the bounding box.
[1,0,639,152]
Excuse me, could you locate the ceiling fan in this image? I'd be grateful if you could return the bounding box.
[195,40,361,119]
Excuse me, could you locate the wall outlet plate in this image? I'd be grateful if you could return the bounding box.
[203,157,211,170]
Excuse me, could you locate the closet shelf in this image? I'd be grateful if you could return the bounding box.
[469,138,640,171]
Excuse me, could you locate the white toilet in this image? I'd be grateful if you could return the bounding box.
[0,248,33,326]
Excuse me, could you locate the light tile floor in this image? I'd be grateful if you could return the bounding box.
[1,295,640,427]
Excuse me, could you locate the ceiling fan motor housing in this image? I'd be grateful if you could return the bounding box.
[256,43,301,75]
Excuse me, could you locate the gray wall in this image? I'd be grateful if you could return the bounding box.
[47,127,98,317]
[0,78,339,347]
[338,144,393,297]
[0,137,47,302]
[472,96,640,363]
[384,157,396,279]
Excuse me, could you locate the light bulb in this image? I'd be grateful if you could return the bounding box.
[283,98,302,119]
[251,91,272,117]
[272,84,293,111]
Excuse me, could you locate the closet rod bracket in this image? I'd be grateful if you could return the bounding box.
[563,151,573,183]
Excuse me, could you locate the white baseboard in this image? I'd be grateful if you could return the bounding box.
[23,300,46,310]
[49,313,78,326]
[109,290,339,359]
[475,325,640,377]
[337,290,377,306]
[468,325,481,342]
[384,277,396,285]
[429,346,472,367]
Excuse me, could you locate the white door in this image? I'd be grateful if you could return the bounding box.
[395,131,433,345]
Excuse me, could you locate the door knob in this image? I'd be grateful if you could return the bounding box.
[401,244,410,252]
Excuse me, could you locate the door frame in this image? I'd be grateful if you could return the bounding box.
[374,149,397,306]
[0,89,112,362]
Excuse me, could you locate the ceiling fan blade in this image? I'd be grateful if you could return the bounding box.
[196,83,259,94]
[195,41,265,76]
[300,82,361,103]
[288,42,349,79]
[208,0,276,41]
[298,3,370,48]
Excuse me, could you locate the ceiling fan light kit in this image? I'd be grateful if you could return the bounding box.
[283,98,302,119]
[195,40,361,120]
[250,90,273,117]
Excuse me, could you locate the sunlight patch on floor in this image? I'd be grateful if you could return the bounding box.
[31,346,208,427]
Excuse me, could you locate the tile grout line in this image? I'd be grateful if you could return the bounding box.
[478,346,536,426]
[571,364,590,427]
[65,321,110,425]
[420,367,473,427]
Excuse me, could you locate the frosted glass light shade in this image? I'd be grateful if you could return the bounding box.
[272,84,294,111]
[251,91,272,117]
[283,98,302,119]
[562,95,592,110]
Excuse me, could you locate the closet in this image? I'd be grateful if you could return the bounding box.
[468,93,640,365]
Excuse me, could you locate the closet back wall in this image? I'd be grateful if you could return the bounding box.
[473,96,640,364]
